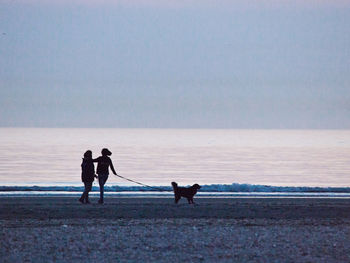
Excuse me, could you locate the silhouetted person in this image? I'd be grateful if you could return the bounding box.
[79,150,96,204]
[93,148,117,204]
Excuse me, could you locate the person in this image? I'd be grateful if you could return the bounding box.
[79,150,96,204]
[93,148,117,204]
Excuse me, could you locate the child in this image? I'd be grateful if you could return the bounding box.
[79,150,95,204]
[93,148,117,204]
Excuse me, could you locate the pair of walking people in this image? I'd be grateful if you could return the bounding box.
[80,148,117,204]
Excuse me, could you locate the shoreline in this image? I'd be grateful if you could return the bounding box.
[3,192,350,198]
[2,197,350,220]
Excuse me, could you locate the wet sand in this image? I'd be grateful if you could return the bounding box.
[1,197,350,262]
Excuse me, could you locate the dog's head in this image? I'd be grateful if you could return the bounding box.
[193,184,201,190]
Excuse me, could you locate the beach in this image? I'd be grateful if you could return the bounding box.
[1,197,350,262]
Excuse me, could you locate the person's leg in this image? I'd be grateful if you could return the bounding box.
[79,192,85,203]
[98,175,106,204]
[85,182,92,203]
[98,175,108,203]
[98,176,103,203]
[79,183,87,203]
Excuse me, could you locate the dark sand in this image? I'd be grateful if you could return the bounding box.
[1,197,350,262]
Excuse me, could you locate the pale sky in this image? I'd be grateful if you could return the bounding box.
[1,0,349,128]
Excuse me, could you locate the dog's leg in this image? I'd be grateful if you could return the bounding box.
[175,195,181,204]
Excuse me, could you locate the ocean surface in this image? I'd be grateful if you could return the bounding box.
[1,128,350,196]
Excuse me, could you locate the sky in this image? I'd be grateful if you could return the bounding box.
[1,0,349,128]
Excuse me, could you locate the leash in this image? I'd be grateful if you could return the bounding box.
[113,174,170,192]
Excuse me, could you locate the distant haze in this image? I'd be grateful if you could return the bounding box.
[1,0,349,128]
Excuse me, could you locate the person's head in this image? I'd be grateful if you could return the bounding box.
[84,150,92,159]
[101,148,112,156]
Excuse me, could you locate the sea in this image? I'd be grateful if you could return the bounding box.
[1,128,350,197]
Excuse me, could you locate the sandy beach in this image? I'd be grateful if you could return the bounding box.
[1,197,350,262]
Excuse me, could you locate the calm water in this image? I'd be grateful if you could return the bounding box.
[0,128,349,187]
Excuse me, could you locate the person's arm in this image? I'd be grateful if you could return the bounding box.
[109,159,117,175]
[92,157,100,163]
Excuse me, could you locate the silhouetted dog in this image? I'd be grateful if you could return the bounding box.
[171,182,201,204]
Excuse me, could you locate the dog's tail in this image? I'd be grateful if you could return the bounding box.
[171,182,178,190]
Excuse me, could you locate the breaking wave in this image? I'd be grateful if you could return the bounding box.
[1,183,350,193]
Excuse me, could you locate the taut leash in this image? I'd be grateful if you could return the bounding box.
[113,174,170,192]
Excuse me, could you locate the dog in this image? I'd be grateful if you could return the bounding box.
[171,182,201,204]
